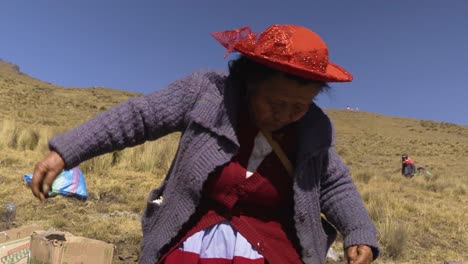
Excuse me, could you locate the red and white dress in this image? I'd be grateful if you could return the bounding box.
[159,113,303,264]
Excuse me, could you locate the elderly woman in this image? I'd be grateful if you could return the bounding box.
[31,25,379,264]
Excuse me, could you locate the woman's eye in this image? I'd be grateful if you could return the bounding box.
[293,105,305,114]
[271,102,283,110]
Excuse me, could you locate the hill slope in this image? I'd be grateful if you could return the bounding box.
[0,59,139,128]
[0,60,466,263]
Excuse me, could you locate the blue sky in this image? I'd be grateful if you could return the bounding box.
[1,0,467,125]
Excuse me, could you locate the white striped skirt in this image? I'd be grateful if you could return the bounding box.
[164,220,265,263]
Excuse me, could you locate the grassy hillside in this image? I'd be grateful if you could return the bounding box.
[0,59,138,128]
[327,110,467,263]
[0,60,466,263]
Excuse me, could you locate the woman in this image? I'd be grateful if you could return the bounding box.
[31,24,379,264]
[401,153,416,177]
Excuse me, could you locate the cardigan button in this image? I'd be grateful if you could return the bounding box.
[237,188,247,198]
[256,241,265,251]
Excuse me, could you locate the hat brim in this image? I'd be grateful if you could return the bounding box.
[238,50,353,82]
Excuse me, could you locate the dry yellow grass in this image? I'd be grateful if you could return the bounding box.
[328,110,467,263]
[0,60,467,263]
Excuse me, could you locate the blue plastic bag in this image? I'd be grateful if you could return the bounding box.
[24,167,88,200]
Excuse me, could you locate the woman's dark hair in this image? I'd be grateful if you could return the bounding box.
[227,55,330,97]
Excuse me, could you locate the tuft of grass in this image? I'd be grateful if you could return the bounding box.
[379,217,408,260]
[80,152,114,175]
[79,133,179,176]
[0,119,19,149]
[36,127,56,154]
[367,194,386,222]
[355,171,373,184]
[116,133,179,175]
[453,186,466,196]
[16,128,40,151]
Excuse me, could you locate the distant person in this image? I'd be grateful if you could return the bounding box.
[30,25,378,264]
[346,105,351,111]
[401,154,416,177]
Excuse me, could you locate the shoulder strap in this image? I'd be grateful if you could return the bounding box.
[262,131,334,237]
[261,131,294,177]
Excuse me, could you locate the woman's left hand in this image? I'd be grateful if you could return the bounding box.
[346,245,373,264]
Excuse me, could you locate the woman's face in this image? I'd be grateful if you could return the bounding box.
[249,74,321,132]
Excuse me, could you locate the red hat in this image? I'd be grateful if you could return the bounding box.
[211,24,353,82]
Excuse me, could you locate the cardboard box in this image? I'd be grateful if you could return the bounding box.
[29,230,114,264]
[0,225,42,264]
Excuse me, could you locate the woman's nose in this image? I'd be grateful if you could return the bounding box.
[275,107,299,124]
[290,109,307,122]
[275,111,290,123]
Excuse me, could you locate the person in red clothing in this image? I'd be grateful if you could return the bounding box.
[31,25,378,264]
[401,154,416,177]
[157,25,376,264]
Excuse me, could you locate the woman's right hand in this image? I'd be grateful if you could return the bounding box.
[31,151,65,201]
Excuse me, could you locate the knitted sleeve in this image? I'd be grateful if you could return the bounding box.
[319,147,380,259]
[49,70,210,169]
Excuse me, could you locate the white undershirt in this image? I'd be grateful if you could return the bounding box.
[245,132,272,178]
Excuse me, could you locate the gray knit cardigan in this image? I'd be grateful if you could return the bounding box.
[49,70,379,264]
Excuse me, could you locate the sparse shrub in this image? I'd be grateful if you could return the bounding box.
[111,151,122,165]
[379,218,408,259]
[453,186,466,196]
[420,120,438,129]
[117,134,179,174]
[0,120,19,149]
[367,196,386,222]
[36,127,56,154]
[361,191,371,204]
[369,204,385,223]
[51,217,68,229]
[77,134,179,175]
[355,171,372,184]
[15,111,34,119]
[402,202,417,214]
[439,122,457,129]
[425,181,447,193]
[381,171,394,181]
[16,128,40,150]
[0,157,21,167]
[40,119,60,126]
[424,173,439,182]
[337,146,349,157]
[95,185,126,203]
[80,153,114,175]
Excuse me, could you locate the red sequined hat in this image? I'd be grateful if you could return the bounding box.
[211,24,353,82]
